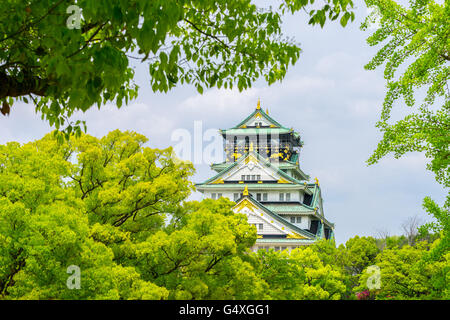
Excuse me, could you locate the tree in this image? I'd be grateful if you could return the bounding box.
[362,0,449,261]
[0,134,169,299]
[117,198,265,300]
[385,235,409,249]
[0,0,354,133]
[339,236,380,276]
[401,215,423,246]
[363,0,450,187]
[252,247,347,300]
[337,236,380,293]
[418,197,450,262]
[0,130,266,299]
[374,228,390,250]
[356,240,449,300]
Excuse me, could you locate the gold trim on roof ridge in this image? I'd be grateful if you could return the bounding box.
[287,233,307,239]
[277,177,290,184]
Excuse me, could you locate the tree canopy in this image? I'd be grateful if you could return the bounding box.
[363,0,449,188]
[0,0,354,133]
[362,0,449,262]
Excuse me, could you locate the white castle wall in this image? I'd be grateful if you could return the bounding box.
[204,189,305,203]
[246,213,284,235]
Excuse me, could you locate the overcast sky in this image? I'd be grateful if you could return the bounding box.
[0,1,446,244]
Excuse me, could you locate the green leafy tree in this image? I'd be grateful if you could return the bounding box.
[418,197,450,262]
[252,247,347,300]
[384,235,409,249]
[363,0,449,186]
[0,0,354,133]
[0,130,267,299]
[362,0,449,262]
[339,236,380,276]
[356,240,449,300]
[0,136,169,299]
[337,236,380,294]
[115,198,265,300]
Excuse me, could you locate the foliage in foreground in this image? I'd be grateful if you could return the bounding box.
[0,131,448,300]
[362,0,449,265]
[0,0,354,133]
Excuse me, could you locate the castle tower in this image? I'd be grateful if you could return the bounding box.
[196,100,334,251]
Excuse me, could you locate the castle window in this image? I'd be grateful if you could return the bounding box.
[211,193,216,199]
[257,174,261,180]
[258,223,263,230]
[234,193,239,201]
[263,193,268,201]
[279,193,284,201]
[256,193,261,201]
[290,217,295,223]
[251,174,256,180]
[217,193,222,198]
[286,193,291,201]
[241,175,245,181]
[297,217,302,223]
[246,175,250,180]
[303,193,313,206]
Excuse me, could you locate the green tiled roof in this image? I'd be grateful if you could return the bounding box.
[196,151,308,186]
[211,157,309,180]
[290,153,299,163]
[263,188,334,228]
[220,128,293,136]
[231,107,285,129]
[210,161,230,172]
[235,195,316,239]
[278,164,309,180]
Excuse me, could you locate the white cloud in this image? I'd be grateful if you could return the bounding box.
[0,102,52,144]
[378,153,430,171]
[179,88,260,114]
[315,52,356,74]
[345,99,382,118]
[70,103,176,147]
[275,75,336,94]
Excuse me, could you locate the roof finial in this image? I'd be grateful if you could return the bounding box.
[266,108,269,114]
[256,98,261,110]
[249,142,254,152]
[243,185,249,196]
[314,177,319,186]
